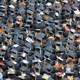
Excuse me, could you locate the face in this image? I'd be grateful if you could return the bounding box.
[7,20,14,28]
[16,19,22,24]
[0,27,4,33]
[16,16,23,26]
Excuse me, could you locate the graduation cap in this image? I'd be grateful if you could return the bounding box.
[27,6,34,12]
[74,33,80,37]
[7,68,16,75]
[21,52,27,58]
[0,5,5,12]
[26,19,32,24]
[77,24,80,29]
[18,34,23,40]
[65,68,75,76]
[39,11,44,15]
[11,53,18,59]
[46,2,52,7]
[23,47,31,53]
[45,43,54,51]
[67,51,76,58]
[48,77,54,80]
[70,28,76,33]
[36,14,42,19]
[24,23,30,28]
[74,8,80,16]
[55,11,59,17]
[26,37,34,43]
[56,56,63,62]
[44,50,52,58]
[34,50,41,59]
[55,32,62,38]
[1,45,7,51]
[42,73,51,80]
[9,4,15,10]
[45,22,50,26]
[12,44,19,48]
[36,75,43,80]
[0,12,4,17]
[28,33,35,38]
[27,16,33,20]
[17,8,25,15]
[46,27,53,34]
[44,10,49,16]
[77,0,80,2]
[18,72,26,79]
[35,29,41,32]
[27,9,33,15]
[32,59,42,63]
[11,48,18,54]
[22,59,29,65]
[36,19,43,24]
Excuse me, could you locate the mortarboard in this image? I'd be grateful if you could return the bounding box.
[1,45,7,51]
[22,59,29,65]
[23,45,32,53]
[18,72,26,79]
[26,37,34,43]
[44,50,52,58]
[24,23,30,28]
[7,68,15,75]
[32,59,42,63]
[56,56,63,62]
[74,33,80,36]
[21,52,27,58]
[27,9,33,15]
[34,50,42,59]
[42,73,51,80]
[67,51,76,58]
[0,5,5,11]
[44,44,53,53]
[12,44,19,48]
[77,24,80,28]
[11,49,18,53]
[0,12,4,17]
[46,2,52,7]
[26,19,32,24]
[27,16,33,20]
[9,4,15,9]
[70,28,76,33]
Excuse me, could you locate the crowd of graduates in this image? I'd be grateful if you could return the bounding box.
[0,0,80,80]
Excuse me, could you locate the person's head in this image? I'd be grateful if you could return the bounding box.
[7,18,14,28]
[16,15,23,27]
[0,26,4,33]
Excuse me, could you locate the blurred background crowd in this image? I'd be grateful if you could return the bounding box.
[0,0,80,80]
